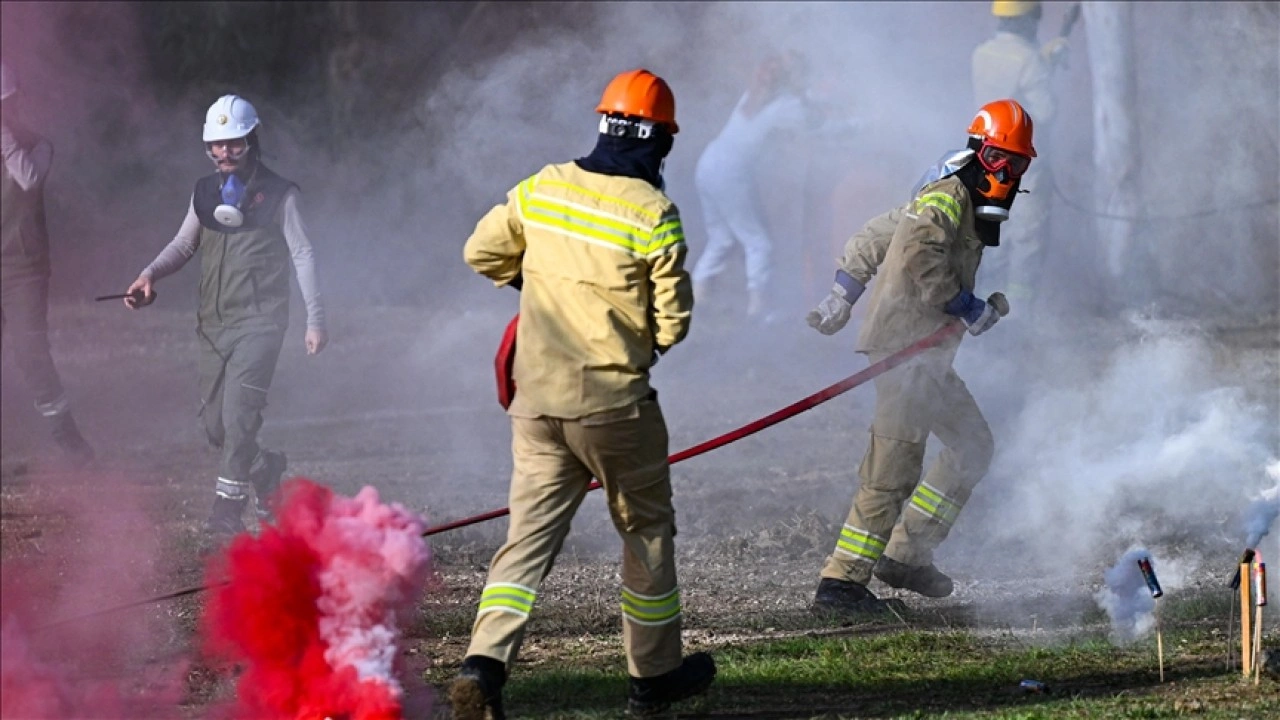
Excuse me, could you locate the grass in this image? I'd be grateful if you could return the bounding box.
[423,623,1280,718]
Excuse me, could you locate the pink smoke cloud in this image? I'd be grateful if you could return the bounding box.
[201,477,432,720]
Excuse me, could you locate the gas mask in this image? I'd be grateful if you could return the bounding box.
[213,172,246,228]
[967,136,1031,223]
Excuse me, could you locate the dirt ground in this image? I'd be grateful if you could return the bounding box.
[1,299,1277,716]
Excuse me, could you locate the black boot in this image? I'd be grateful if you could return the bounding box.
[811,577,893,616]
[449,655,506,720]
[873,556,954,598]
[47,410,94,469]
[250,450,288,521]
[628,652,716,717]
[206,496,248,539]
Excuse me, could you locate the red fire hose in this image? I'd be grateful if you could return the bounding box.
[425,321,963,536]
[39,322,962,626]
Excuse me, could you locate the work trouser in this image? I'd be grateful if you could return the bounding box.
[976,164,1050,313]
[691,173,774,296]
[821,354,994,584]
[0,272,68,413]
[466,395,683,678]
[196,322,285,501]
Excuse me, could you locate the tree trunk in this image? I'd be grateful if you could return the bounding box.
[1082,2,1142,298]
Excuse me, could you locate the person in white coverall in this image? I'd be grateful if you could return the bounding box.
[691,52,828,323]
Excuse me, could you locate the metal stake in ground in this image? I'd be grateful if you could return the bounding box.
[1254,559,1268,685]
[1138,556,1165,682]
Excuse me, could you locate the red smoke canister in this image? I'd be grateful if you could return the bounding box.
[1137,557,1164,598]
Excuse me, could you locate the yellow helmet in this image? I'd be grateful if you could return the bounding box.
[992,0,1040,17]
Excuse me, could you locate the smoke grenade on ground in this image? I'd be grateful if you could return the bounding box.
[1095,548,1161,642]
[201,477,432,719]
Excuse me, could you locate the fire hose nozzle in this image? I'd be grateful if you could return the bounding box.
[986,292,1010,318]
[95,289,155,304]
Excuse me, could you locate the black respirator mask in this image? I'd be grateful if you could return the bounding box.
[964,136,1030,224]
[956,162,1016,248]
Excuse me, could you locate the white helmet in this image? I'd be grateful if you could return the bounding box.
[1,60,17,101]
[202,94,260,142]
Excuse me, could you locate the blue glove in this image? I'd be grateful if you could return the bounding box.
[944,290,1001,336]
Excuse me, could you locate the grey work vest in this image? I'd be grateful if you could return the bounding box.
[192,164,296,328]
[0,128,52,279]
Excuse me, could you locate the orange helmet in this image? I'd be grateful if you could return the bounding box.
[968,99,1036,157]
[596,69,678,134]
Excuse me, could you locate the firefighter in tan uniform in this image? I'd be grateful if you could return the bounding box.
[971,0,1068,313]
[806,100,1036,613]
[450,69,714,720]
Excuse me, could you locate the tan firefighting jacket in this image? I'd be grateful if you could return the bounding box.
[464,161,693,419]
[838,204,903,287]
[848,175,986,358]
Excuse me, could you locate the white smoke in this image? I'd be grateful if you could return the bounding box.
[971,324,1277,575]
[1242,460,1280,549]
[1095,548,1167,643]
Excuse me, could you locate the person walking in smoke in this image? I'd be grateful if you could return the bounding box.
[971,0,1070,316]
[451,69,714,719]
[0,59,95,468]
[691,51,846,324]
[122,94,327,540]
[804,100,1036,613]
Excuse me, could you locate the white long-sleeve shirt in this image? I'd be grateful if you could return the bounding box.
[141,188,326,330]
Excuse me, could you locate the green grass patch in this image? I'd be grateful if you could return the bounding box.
[425,625,1280,718]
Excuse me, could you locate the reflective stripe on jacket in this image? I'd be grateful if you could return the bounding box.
[464,161,693,419]
[855,176,985,356]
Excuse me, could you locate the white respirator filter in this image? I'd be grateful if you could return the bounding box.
[975,205,1010,223]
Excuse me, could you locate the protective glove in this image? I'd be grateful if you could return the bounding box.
[1042,37,1070,69]
[806,269,865,335]
[944,290,1010,337]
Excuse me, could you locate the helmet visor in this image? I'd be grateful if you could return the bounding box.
[978,143,1032,178]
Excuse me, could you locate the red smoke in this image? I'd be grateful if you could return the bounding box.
[201,477,432,720]
[0,474,187,719]
[0,615,125,719]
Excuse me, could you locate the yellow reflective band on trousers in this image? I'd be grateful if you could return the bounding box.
[477,582,537,619]
[835,524,887,562]
[909,482,963,527]
[915,192,962,228]
[620,585,682,627]
[516,177,685,258]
